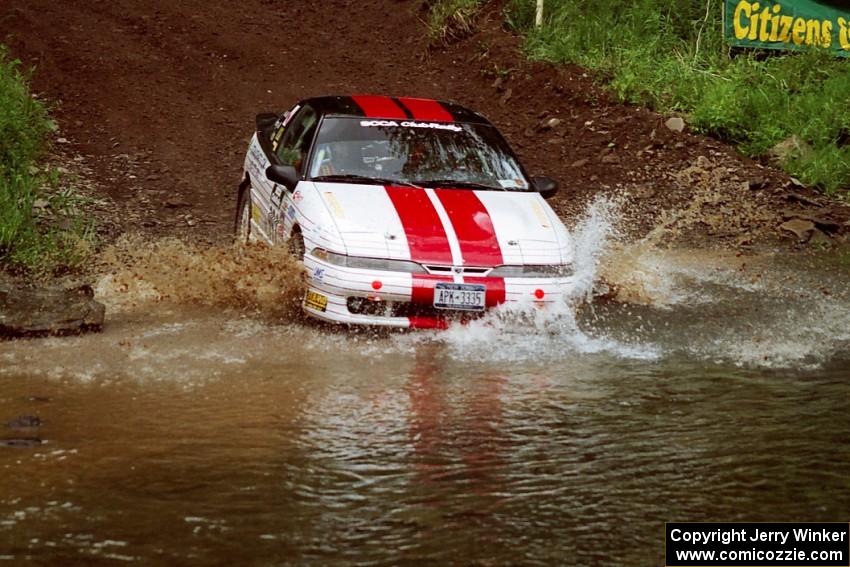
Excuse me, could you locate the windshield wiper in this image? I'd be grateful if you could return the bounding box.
[311,174,421,189]
[417,179,506,191]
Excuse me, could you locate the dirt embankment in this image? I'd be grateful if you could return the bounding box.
[4,0,849,250]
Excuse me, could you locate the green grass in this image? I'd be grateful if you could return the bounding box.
[426,0,485,43]
[0,45,93,274]
[504,0,850,198]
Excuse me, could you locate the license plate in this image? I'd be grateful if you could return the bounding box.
[433,283,486,311]
[304,290,328,312]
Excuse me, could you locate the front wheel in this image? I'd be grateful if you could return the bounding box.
[287,229,305,261]
[235,182,252,243]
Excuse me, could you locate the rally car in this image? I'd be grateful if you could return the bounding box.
[235,95,575,329]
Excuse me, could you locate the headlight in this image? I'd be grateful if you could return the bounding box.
[488,264,573,278]
[311,249,426,273]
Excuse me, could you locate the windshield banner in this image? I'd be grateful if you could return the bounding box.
[724,0,850,56]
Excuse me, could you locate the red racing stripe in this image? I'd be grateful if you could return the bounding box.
[352,95,407,119]
[397,97,454,122]
[411,273,453,304]
[408,316,449,330]
[435,189,503,266]
[463,276,506,306]
[385,186,453,265]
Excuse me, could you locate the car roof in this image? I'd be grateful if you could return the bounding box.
[302,95,492,125]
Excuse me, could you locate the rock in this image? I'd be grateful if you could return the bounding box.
[570,158,589,168]
[499,88,512,106]
[631,186,657,199]
[0,283,105,338]
[165,198,191,208]
[748,176,766,190]
[779,218,816,241]
[695,155,711,169]
[0,438,43,448]
[769,136,812,164]
[784,191,822,207]
[543,117,561,130]
[601,154,620,164]
[664,117,685,133]
[6,415,42,429]
[809,229,833,247]
[780,211,842,234]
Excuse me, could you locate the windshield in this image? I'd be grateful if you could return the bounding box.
[307,117,530,191]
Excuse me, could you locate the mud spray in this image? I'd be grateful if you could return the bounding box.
[1,197,848,381]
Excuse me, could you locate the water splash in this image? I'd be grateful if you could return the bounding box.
[411,197,661,362]
[1,201,845,377]
[595,246,850,369]
[567,196,621,302]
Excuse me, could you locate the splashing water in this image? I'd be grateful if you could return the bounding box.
[2,198,843,376]
[595,243,850,369]
[409,197,662,362]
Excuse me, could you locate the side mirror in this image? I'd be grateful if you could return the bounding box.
[256,112,279,131]
[266,165,298,191]
[532,176,559,199]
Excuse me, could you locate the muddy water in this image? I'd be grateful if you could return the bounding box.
[1,211,849,565]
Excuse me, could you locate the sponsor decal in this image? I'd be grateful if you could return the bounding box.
[249,144,265,164]
[304,290,328,312]
[724,0,850,55]
[323,192,345,218]
[359,120,462,132]
[285,203,296,219]
[313,267,325,281]
[271,126,285,152]
[530,199,551,228]
[283,105,300,127]
[292,190,303,203]
[266,208,279,235]
[251,203,262,224]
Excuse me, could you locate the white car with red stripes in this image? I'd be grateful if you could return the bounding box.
[236,95,574,329]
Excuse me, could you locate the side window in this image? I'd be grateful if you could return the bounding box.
[277,106,318,174]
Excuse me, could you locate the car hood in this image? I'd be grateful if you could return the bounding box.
[313,182,572,266]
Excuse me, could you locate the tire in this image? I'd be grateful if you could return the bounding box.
[288,229,305,261]
[235,182,252,243]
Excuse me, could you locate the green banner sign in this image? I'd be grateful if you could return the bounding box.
[724,0,850,56]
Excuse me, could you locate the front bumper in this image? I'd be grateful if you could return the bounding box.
[301,255,576,329]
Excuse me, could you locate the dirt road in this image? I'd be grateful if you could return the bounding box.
[4,0,848,246]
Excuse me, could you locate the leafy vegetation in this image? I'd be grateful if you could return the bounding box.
[426,0,485,42]
[0,46,93,273]
[502,0,850,197]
